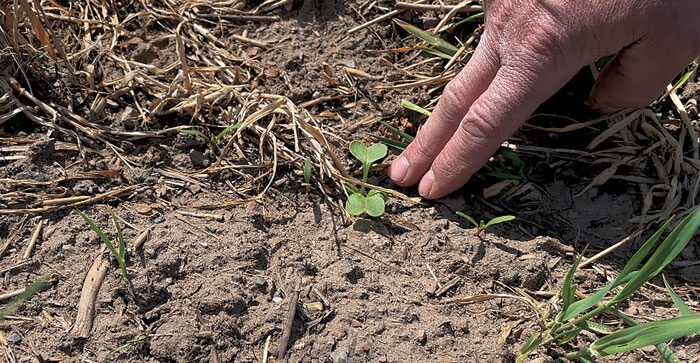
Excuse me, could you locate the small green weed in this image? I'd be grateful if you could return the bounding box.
[518,207,700,362]
[345,140,388,217]
[179,122,241,147]
[302,157,312,193]
[76,207,129,284]
[456,211,515,236]
[395,19,458,60]
[0,275,48,321]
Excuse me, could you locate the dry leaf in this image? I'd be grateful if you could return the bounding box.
[19,0,55,60]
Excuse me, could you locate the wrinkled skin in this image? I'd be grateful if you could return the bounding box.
[388,0,700,199]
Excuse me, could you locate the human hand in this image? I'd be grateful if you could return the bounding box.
[388,0,700,199]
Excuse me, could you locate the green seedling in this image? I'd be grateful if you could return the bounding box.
[302,157,312,193]
[517,206,700,362]
[0,275,48,321]
[395,19,458,60]
[456,211,515,236]
[76,207,129,284]
[179,122,241,147]
[345,140,388,217]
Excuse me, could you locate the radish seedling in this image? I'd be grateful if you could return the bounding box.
[456,211,515,236]
[76,207,129,284]
[345,140,388,217]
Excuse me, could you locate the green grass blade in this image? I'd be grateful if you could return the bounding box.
[610,308,680,363]
[561,271,637,322]
[418,46,454,60]
[0,275,48,320]
[663,61,698,99]
[440,12,484,32]
[401,99,432,117]
[484,215,515,229]
[456,211,479,228]
[370,134,409,150]
[519,331,541,354]
[558,247,587,322]
[614,208,700,303]
[108,207,125,260]
[345,183,360,194]
[112,335,150,353]
[580,321,614,335]
[378,120,415,141]
[303,157,312,184]
[590,316,700,357]
[215,122,242,141]
[178,129,208,139]
[615,217,674,286]
[662,275,695,318]
[395,19,458,55]
[76,208,119,258]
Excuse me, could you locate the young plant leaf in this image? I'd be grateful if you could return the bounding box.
[614,217,674,286]
[519,331,542,354]
[303,157,312,185]
[394,19,458,56]
[365,192,386,217]
[76,208,129,282]
[179,128,208,140]
[76,208,118,258]
[345,183,360,194]
[418,46,453,60]
[108,206,126,260]
[368,189,388,201]
[440,12,484,32]
[580,321,615,335]
[345,193,366,216]
[484,215,515,229]
[378,120,415,141]
[662,275,695,318]
[590,315,700,357]
[215,122,242,141]
[349,141,388,166]
[613,208,700,303]
[370,134,409,150]
[0,275,48,321]
[401,100,432,117]
[517,331,542,363]
[456,211,479,229]
[560,271,637,322]
[558,246,587,323]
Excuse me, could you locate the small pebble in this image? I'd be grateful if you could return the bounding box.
[189,149,210,167]
[254,277,268,292]
[7,333,21,343]
[350,319,362,328]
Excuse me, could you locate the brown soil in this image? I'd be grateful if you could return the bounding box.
[1,0,700,362]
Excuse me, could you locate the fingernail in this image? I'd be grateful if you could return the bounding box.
[418,170,434,198]
[389,156,409,183]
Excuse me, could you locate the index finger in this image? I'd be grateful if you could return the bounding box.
[388,41,500,187]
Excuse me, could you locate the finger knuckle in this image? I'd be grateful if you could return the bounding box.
[410,133,439,161]
[460,100,501,142]
[439,77,470,122]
